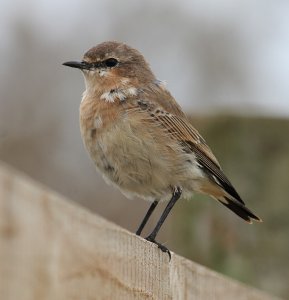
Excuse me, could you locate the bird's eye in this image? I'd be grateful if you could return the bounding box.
[104,58,118,68]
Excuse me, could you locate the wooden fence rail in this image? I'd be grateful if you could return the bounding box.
[0,162,280,300]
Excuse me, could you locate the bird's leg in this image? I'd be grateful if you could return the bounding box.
[136,200,158,236]
[145,187,182,259]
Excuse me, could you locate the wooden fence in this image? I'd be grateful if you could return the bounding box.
[0,162,281,300]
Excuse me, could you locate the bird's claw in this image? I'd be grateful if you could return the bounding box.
[145,236,171,260]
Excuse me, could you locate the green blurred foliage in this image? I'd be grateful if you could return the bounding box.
[170,115,289,299]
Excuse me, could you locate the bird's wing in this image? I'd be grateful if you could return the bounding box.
[129,99,245,205]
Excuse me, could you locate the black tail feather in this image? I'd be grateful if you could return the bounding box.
[218,197,262,223]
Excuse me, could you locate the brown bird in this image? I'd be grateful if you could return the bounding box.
[63,41,261,258]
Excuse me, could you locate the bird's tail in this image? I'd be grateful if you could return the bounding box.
[198,173,262,223]
[217,196,262,224]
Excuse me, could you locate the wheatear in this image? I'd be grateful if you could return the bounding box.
[63,41,261,258]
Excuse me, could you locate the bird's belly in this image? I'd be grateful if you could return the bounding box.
[81,116,204,201]
[84,128,170,198]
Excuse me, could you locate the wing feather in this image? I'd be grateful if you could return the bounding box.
[130,100,244,205]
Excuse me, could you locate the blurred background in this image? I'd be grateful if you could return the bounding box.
[1,0,289,298]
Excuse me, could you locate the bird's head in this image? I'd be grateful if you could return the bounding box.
[63,41,155,93]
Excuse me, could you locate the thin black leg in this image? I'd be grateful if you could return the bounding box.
[136,200,158,236]
[146,187,182,259]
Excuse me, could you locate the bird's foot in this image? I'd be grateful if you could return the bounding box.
[145,235,171,260]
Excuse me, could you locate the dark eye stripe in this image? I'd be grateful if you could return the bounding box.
[85,58,119,69]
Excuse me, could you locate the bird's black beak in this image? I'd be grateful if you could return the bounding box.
[62,61,90,70]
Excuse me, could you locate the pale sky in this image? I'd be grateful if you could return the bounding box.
[1,0,289,117]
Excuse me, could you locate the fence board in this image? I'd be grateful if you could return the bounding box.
[0,162,281,300]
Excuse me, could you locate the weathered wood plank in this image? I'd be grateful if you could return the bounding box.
[0,162,281,300]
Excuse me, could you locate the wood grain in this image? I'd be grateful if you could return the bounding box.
[0,162,281,300]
